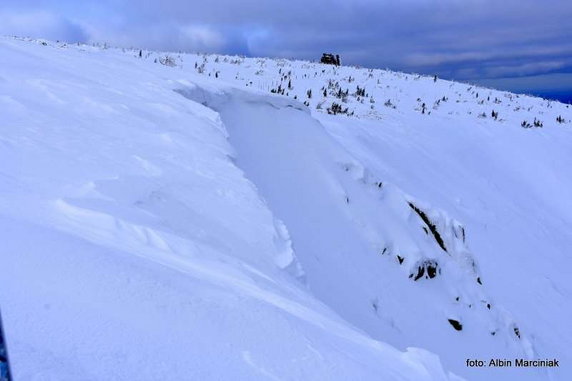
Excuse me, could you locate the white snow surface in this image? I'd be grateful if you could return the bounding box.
[1,37,571,380]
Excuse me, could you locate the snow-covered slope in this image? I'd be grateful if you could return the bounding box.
[0,36,571,380]
[0,37,459,381]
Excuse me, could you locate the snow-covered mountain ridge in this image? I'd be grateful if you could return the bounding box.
[0,36,570,380]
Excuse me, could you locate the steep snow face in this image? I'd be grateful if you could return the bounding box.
[318,109,572,379]
[178,84,566,381]
[167,48,571,381]
[0,37,461,380]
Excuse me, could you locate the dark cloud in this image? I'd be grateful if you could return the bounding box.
[0,9,88,42]
[1,0,571,99]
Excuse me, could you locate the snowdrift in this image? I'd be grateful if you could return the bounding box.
[1,36,571,380]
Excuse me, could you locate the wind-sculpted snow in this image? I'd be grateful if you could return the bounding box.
[1,36,571,380]
[0,37,462,380]
[178,83,553,380]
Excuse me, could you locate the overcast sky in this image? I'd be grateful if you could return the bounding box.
[1,0,571,101]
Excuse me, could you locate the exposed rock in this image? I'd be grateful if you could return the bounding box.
[411,259,440,281]
[514,327,521,339]
[448,319,463,331]
[414,266,425,281]
[408,202,447,252]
